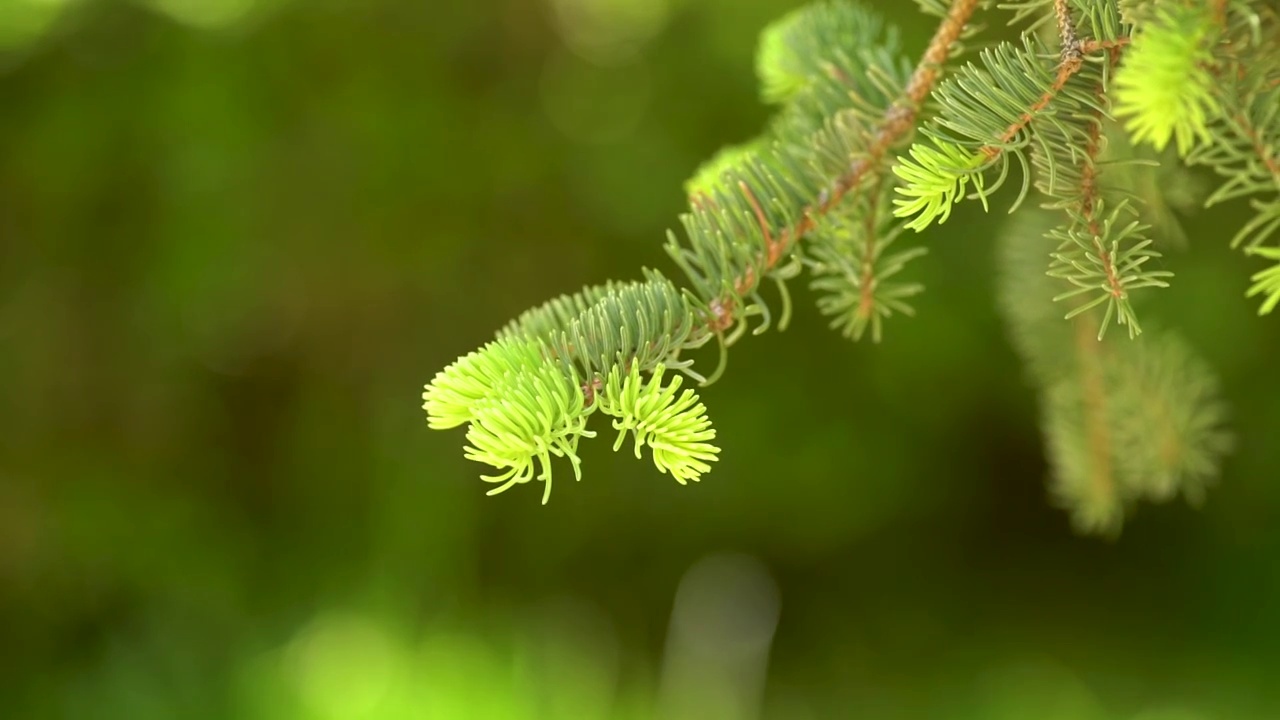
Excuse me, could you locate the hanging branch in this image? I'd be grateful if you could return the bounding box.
[999,1,1232,534]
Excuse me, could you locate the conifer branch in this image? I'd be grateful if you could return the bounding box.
[891,7,1131,234]
[985,43,1100,157]
[1059,59,1121,530]
[713,0,982,332]
[424,0,1264,533]
[1056,45,1136,339]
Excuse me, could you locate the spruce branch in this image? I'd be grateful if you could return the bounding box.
[701,0,983,338]
[1042,41,1173,340]
[425,0,984,502]
[998,210,1231,537]
[808,176,928,341]
[423,0,1269,535]
[889,17,1128,232]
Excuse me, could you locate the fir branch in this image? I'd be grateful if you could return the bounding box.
[991,58,1076,152]
[422,0,1265,521]
[807,179,927,341]
[1054,24,1141,491]
[1041,41,1172,340]
[890,23,1127,231]
[998,210,1232,537]
[1240,115,1280,185]
[987,32,1129,156]
[709,0,983,332]
[757,0,895,106]
[1046,201,1168,339]
[426,0,989,500]
[1062,80,1126,322]
[447,338,596,504]
[1076,84,1106,235]
[1047,318,1232,535]
[497,268,710,385]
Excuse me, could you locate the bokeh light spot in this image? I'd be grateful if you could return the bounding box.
[546,0,670,65]
[526,596,621,716]
[658,553,780,719]
[285,613,401,719]
[0,0,74,52]
[976,657,1106,720]
[539,48,651,145]
[417,631,508,716]
[140,0,259,30]
[1131,707,1211,720]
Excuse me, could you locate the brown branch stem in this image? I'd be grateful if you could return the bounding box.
[1070,38,1124,503]
[1081,46,1126,300]
[1235,113,1280,185]
[980,38,1130,160]
[1082,115,1125,301]
[1082,37,1129,54]
[711,0,982,328]
[1071,49,1123,508]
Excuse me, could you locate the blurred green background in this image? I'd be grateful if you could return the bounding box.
[3,0,1280,718]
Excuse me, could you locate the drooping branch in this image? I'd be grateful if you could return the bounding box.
[1067,46,1122,522]
[1076,41,1127,303]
